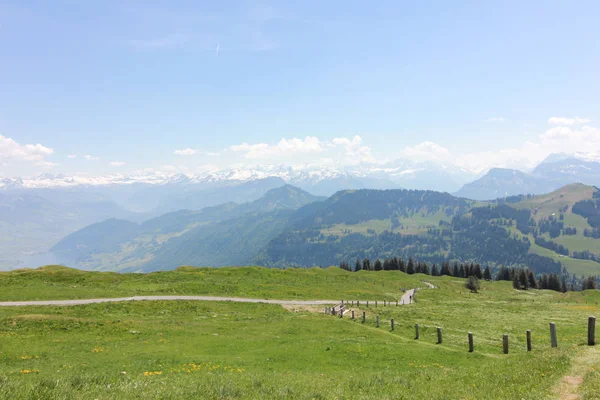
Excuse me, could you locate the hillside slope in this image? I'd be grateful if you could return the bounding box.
[51,185,323,271]
[261,185,600,275]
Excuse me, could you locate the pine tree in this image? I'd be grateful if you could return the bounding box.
[422,263,430,276]
[474,264,483,279]
[513,274,521,290]
[527,271,537,289]
[458,264,465,278]
[483,266,492,281]
[452,263,460,277]
[363,258,371,272]
[374,259,383,271]
[519,269,529,290]
[407,258,415,275]
[399,259,406,273]
[582,276,597,290]
[355,259,362,272]
[560,276,568,293]
[383,259,390,271]
[431,264,439,276]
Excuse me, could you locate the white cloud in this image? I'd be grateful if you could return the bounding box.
[485,117,505,123]
[173,148,220,157]
[401,141,453,164]
[67,154,77,159]
[230,136,324,159]
[331,135,374,164]
[83,155,99,161]
[174,148,198,156]
[0,135,54,161]
[109,161,126,167]
[548,116,591,125]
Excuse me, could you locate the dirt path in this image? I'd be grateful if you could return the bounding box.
[0,288,422,308]
[400,289,415,305]
[552,346,600,399]
[0,296,341,307]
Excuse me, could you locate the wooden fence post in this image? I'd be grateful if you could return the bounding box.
[396,300,398,306]
[437,327,442,344]
[550,322,557,348]
[527,330,532,351]
[362,311,366,323]
[376,315,380,328]
[415,324,419,339]
[589,316,596,346]
[468,332,474,352]
[503,334,509,354]
[367,301,369,308]
[340,308,343,318]
[391,319,395,331]
[375,301,378,308]
[352,310,355,320]
[357,301,360,308]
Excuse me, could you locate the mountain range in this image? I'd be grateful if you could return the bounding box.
[5,151,600,270]
[48,182,600,278]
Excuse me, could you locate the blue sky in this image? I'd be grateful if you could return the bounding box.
[1,0,599,177]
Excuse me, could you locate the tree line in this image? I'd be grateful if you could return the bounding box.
[339,257,599,292]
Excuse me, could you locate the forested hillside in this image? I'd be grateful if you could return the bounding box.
[51,183,600,276]
[260,184,600,276]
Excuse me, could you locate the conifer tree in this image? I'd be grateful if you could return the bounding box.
[407,258,415,275]
[527,271,537,289]
[431,264,439,276]
[355,259,362,272]
[512,274,521,290]
[458,264,465,278]
[582,276,597,290]
[474,264,483,279]
[452,263,460,277]
[483,266,492,281]
[518,269,529,290]
[382,259,389,271]
[374,259,383,271]
[399,259,406,273]
[422,263,430,276]
[363,258,371,271]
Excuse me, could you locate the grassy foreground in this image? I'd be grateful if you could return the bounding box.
[0,267,599,399]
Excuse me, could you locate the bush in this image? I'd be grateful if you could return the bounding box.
[465,276,480,293]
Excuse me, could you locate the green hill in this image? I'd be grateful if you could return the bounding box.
[50,184,600,276]
[51,185,324,271]
[261,185,600,275]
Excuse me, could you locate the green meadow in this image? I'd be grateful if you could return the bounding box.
[0,267,599,399]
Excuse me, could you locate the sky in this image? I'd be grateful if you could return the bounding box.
[1,0,600,178]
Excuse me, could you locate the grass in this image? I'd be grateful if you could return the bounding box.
[0,267,599,399]
[0,265,425,301]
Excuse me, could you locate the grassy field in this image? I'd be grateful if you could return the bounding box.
[0,267,599,399]
[0,266,424,301]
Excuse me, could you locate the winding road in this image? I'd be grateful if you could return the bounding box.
[0,286,426,308]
